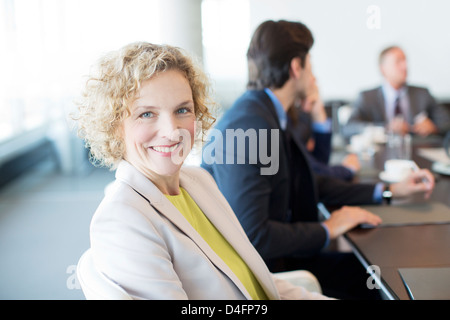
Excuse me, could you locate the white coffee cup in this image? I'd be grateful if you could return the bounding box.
[350,133,372,152]
[363,126,385,143]
[350,134,363,152]
[384,159,413,182]
[372,126,386,143]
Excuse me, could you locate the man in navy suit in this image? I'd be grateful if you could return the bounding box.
[348,46,450,136]
[202,20,434,299]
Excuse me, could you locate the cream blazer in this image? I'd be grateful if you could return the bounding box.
[90,160,329,300]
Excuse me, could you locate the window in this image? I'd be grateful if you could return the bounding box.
[0,0,161,144]
[201,0,250,109]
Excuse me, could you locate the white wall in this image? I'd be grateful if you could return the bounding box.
[205,0,450,105]
[248,0,450,101]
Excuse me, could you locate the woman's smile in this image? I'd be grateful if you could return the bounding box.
[150,142,182,157]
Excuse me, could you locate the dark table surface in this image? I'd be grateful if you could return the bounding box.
[344,134,450,300]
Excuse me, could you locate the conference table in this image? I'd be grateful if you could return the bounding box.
[342,134,450,300]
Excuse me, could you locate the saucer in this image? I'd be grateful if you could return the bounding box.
[373,135,387,144]
[432,162,450,176]
[346,145,379,154]
[379,171,403,183]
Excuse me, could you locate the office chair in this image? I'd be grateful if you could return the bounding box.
[274,270,322,294]
[76,249,132,300]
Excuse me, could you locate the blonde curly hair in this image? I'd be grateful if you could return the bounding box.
[74,42,216,169]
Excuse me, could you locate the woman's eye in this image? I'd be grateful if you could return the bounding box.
[177,107,192,115]
[140,112,153,118]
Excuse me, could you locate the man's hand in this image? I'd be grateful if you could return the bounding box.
[388,117,410,135]
[391,168,435,199]
[322,206,382,239]
[341,153,361,173]
[302,82,327,123]
[412,117,438,136]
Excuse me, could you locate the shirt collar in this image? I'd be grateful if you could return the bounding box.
[381,81,407,101]
[264,88,287,130]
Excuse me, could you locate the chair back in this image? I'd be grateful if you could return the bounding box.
[275,270,322,294]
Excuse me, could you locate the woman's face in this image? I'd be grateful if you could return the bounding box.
[122,69,196,179]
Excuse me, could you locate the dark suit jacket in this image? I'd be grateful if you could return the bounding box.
[293,111,354,181]
[347,85,450,135]
[201,90,376,262]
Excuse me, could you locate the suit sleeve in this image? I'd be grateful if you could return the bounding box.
[310,130,332,164]
[90,200,189,300]
[424,89,450,134]
[305,125,354,181]
[315,174,376,206]
[344,92,370,137]
[307,152,354,181]
[348,92,367,122]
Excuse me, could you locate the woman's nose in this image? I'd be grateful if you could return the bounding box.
[158,114,179,139]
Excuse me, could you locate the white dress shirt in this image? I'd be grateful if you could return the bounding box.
[381,81,410,122]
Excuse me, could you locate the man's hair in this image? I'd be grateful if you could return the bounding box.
[378,45,402,65]
[246,20,314,90]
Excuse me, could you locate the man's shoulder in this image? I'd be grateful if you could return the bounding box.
[359,86,382,97]
[216,90,278,130]
[353,87,382,107]
[230,90,271,112]
[407,85,430,94]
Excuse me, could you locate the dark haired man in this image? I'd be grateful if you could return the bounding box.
[202,20,434,299]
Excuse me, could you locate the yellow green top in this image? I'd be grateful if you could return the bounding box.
[165,187,269,300]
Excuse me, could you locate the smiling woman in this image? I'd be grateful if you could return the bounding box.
[73,41,331,300]
[122,70,197,194]
[74,42,215,170]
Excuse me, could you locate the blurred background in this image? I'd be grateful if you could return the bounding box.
[0,0,449,299]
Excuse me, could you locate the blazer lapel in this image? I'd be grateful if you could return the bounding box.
[376,87,387,122]
[407,86,418,122]
[179,169,279,299]
[115,160,266,299]
[115,162,195,238]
